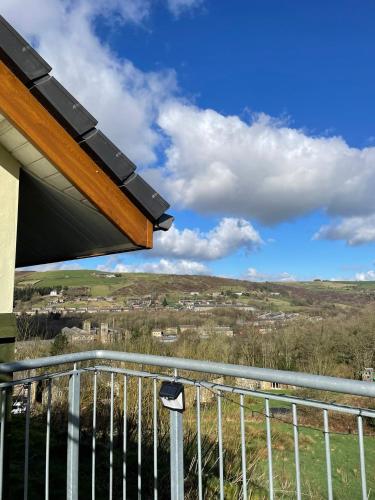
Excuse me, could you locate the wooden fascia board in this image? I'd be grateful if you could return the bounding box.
[0,60,153,249]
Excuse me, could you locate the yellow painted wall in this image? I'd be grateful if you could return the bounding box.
[0,145,20,313]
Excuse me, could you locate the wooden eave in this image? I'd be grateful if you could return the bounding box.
[0,60,153,249]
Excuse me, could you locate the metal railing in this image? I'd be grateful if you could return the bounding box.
[0,349,374,499]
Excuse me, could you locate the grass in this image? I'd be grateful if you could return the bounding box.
[194,396,375,499]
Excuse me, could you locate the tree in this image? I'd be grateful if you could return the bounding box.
[51,333,68,355]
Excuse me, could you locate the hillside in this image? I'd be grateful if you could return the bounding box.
[15,269,284,295]
[14,270,375,314]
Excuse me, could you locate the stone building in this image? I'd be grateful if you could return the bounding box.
[235,377,296,391]
[62,326,97,343]
[83,320,91,333]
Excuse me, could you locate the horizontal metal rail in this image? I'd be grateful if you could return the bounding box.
[5,363,375,419]
[0,350,374,397]
[85,365,375,418]
[0,369,77,390]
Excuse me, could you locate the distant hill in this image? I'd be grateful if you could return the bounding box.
[14,269,375,313]
[15,269,277,296]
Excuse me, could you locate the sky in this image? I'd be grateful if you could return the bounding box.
[5,0,375,281]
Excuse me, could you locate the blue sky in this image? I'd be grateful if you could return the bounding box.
[6,0,375,281]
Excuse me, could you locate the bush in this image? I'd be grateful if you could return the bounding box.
[51,333,68,355]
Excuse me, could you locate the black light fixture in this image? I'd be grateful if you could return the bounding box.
[159,381,185,412]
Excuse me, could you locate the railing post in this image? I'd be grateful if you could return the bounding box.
[170,410,184,500]
[67,370,80,500]
[159,379,185,500]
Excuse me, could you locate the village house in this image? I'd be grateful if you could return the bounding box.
[197,325,234,338]
[62,326,97,343]
[152,329,163,338]
[179,325,198,333]
[61,321,127,344]
[235,377,296,391]
[151,326,178,338]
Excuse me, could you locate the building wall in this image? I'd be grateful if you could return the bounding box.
[100,323,110,343]
[0,145,20,314]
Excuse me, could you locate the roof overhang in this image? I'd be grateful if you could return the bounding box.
[0,16,173,268]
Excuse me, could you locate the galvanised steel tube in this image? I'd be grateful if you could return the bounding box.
[109,373,114,500]
[88,366,375,418]
[196,386,203,500]
[92,371,97,500]
[153,378,158,500]
[265,399,274,500]
[292,404,301,500]
[239,394,247,500]
[170,410,184,500]
[67,371,80,500]
[1,350,375,398]
[357,415,367,500]
[217,392,224,500]
[323,410,333,500]
[23,384,30,500]
[137,378,142,500]
[123,375,127,500]
[45,380,52,500]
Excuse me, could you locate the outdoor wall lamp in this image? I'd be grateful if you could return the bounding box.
[159,381,185,412]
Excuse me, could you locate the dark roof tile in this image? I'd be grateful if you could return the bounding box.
[0,15,51,84]
[122,173,169,221]
[80,129,135,183]
[31,75,97,138]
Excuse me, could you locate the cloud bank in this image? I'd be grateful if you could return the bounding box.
[314,215,375,245]
[97,257,208,275]
[245,268,296,282]
[355,270,375,281]
[153,217,262,260]
[149,103,375,236]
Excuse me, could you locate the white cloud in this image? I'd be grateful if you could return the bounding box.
[1,0,152,32]
[245,267,296,282]
[152,217,262,260]
[355,270,375,281]
[97,257,208,274]
[145,101,375,225]
[166,0,203,17]
[2,0,176,166]
[19,262,82,272]
[314,215,375,245]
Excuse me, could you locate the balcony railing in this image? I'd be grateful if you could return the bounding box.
[0,350,374,499]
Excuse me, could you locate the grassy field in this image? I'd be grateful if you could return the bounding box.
[182,387,374,499]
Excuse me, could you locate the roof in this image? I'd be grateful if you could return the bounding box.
[0,16,173,267]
